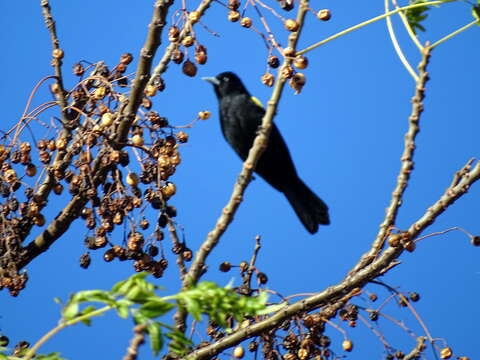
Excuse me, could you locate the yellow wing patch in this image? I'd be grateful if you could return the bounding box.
[250,96,264,109]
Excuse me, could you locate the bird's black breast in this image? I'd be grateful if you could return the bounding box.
[219,93,299,191]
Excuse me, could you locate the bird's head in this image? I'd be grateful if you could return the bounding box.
[202,72,249,99]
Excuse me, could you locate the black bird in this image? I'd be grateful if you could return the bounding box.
[202,72,330,234]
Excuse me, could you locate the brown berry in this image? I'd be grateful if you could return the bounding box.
[440,347,452,359]
[182,60,197,77]
[168,26,180,42]
[120,53,133,65]
[342,339,353,352]
[72,63,84,76]
[219,261,231,272]
[293,55,309,69]
[176,131,189,143]
[261,73,275,87]
[182,35,195,47]
[228,10,240,22]
[132,134,144,147]
[317,9,331,21]
[101,112,114,126]
[267,55,280,68]
[126,172,139,187]
[198,110,211,120]
[25,164,37,177]
[171,48,185,64]
[240,17,252,28]
[228,0,240,10]
[233,346,244,359]
[289,72,306,94]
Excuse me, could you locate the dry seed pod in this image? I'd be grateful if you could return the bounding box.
[317,9,331,21]
[228,0,240,10]
[280,0,294,11]
[171,48,184,64]
[120,53,133,65]
[182,60,197,77]
[126,172,139,187]
[198,110,211,120]
[182,35,195,47]
[440,347,452,359]
[261,73,275,87]
[189,11,200,23]
[93,87,106,100]
[289,72,306,94]
[168,26,180,42]
[267,55,280,69]
[281,66,294,79]
[25,164,37,177]
[233,346,245,359]
[176,131,189,143]
[72,63,84,76]
[228,10,240,22]
[284,19,299,32]
[161,182,177,198]
[342,340,353,352]
[293,55,309,69]
[101,112,114,126]
[195,45,207,65]
[240,17,252,28]
[52,48,64,59]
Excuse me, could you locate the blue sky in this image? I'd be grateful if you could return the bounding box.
[1,1,479,359]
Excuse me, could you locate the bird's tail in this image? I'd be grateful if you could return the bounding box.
[282,178,330,234]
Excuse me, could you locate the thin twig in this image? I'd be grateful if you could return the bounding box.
[123,325,147,360]
[243,235,262,290]
[404,336,428,360]
[349,45,431,276]
[115,0,174,145]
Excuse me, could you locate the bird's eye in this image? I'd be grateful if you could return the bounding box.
[223,76,230,82]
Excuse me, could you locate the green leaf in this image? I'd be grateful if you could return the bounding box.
[405,0,430,34]
[78,305,98,325]
[147,322,163,356]
[472,5,480,24]
[116,304,130,319]
[62,302,79,320]
[35,352,65,360]
[139,301,175,319]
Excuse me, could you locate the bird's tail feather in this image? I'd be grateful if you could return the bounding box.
[283,179,330,234]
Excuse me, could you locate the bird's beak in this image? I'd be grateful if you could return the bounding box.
[201,76,220,86]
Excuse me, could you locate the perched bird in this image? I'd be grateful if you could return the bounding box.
[202,72,330,234]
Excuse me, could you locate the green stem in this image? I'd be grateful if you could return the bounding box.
[385,0,419,81]
[429,19,479,49]
[297,0,458,55]
[22,305,113,360]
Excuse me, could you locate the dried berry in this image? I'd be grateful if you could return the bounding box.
[198,111,211,120]
[293,55,309,69]
[342,339,353,352]
[79,253,91,269]
[182,35,195,47]
[228,10,240,22]
[317,9,331,21]
[267,55,280,68]
[233,346,245,359]
[72,63,85,76]
[168,26,180,42]
[261,73,275,87]
[120,53,133,65]
[182,60,197,77]
[219,261,231,272]
[289,72,306,94]
[240,17,252,28]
